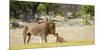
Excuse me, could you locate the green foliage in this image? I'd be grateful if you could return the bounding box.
[37,3,47,12]
[81,5,94,16]
[10,1,94,23]
[75,5,94,19]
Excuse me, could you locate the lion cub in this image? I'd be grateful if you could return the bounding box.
[55,33,66,43]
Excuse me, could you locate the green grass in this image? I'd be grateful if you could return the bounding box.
[10,40,94,50]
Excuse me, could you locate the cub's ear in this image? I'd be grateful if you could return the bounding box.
[55,33,59,36]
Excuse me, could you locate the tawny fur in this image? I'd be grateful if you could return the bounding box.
[23,21,56,44]
[55,33,66,43]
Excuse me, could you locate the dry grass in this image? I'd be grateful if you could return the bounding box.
[10,40,94,50]
[10,24,95,50]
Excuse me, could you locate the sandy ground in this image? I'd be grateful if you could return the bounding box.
[10,25,94,47]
